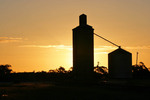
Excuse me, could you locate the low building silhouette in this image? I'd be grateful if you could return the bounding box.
[108,47,132,79]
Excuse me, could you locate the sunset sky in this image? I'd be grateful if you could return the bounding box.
[0,0,150,72]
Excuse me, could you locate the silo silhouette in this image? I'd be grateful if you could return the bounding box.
[108,47,132,79]
[73,14,94,80]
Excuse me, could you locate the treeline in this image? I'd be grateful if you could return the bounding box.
[0,62,150,82]
[0,65,108,82]
[132,62,150,79]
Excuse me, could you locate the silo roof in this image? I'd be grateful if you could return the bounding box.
[109,47,132,55]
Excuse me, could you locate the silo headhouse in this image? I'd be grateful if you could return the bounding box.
[108,47,132,79]
[72,14,94,80]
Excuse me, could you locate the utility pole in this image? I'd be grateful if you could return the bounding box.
[136,52,139,66]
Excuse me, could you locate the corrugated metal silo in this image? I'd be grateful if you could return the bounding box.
[108,47,132,79]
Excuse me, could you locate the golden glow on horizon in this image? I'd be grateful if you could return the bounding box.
[0,0,150,72]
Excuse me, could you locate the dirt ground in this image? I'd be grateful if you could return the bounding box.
[0,80,150,100]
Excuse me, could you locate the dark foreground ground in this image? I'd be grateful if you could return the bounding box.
[0,80,150,100]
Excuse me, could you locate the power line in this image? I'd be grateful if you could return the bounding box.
[94,33,120,48]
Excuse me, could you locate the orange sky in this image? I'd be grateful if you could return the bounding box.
[0,0,150,72]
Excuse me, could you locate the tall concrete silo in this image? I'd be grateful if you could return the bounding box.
[108,47,132,79]
[72,14,94,80]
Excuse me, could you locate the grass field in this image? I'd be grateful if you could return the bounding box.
[0,80,150,100]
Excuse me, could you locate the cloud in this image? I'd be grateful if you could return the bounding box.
[94,46,117,54]
[20,44,150,53]
[94,45,150,54]
[0,37,22,43]
[20,45,117,52]
[124,46,150,50]
[94,46,117,51]
[20,45,72,50]
[20,45,116,51]
[95,45,150,51]
[94,52,109,54]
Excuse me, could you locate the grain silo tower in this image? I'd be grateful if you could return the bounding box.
[72,14,94,80]
[108,47,132,79]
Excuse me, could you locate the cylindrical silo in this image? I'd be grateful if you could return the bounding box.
[72,14,94,80]
[108,47,132,79]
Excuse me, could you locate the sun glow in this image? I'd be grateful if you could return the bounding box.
[1,0,150,72]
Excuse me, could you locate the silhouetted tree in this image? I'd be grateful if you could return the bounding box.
[132,62,150,78]
[0,64,12,75]
[58,66,66,73]
[68,67,73,72]
[0,64,12,81]
[93,64,108,80]
[48,69,55,73]
[94,66,108,75]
